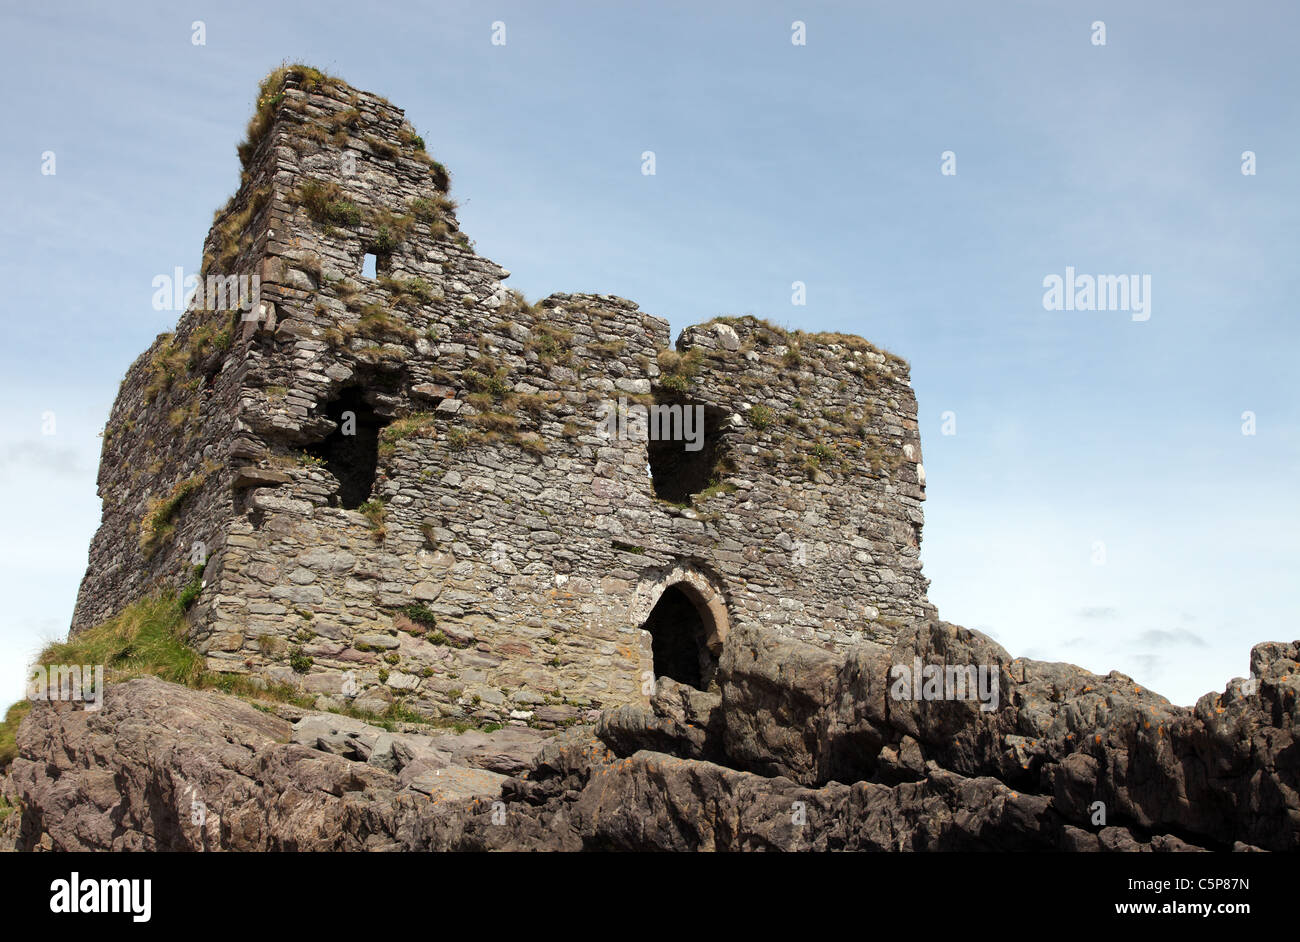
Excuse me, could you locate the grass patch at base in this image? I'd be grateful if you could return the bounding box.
[35,593,203,689]
[0,701,33,770]
[0,593,200,771]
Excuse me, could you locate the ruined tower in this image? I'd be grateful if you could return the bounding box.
[73,66,934,726]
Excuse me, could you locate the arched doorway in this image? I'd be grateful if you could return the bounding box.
[639,580,726,690]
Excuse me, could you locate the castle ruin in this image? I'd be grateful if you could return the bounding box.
[72,67,934,727]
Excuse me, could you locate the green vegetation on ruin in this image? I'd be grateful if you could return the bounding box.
[589,339,625,357]
[295,180,456,249]
[354,303,417,343]
[371,207,415,253]
[139,469,211,558]
[298,179,362,227]
[408,194,457,233]
[205,186,271,274]
[378,274,437,308]
[289,646,314,674]
[747,404,774,429]
[379,412,438,457]
[704,314,908,369]
[239,64,345,167]
[395,603,439,629]
[357,498,387,541]
[178,563,206,610]
[526,323,574,366]
[656,348,703,394]
[696,479,738,502]
[250,62,451,193]
[464,357,514,401]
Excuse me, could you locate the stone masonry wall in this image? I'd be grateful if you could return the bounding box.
[71,67,934,730]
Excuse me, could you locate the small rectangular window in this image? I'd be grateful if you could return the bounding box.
[361,253,377,279]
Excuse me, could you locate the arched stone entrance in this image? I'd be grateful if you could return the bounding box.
[629,565,729,691]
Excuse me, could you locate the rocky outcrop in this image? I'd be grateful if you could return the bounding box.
[5,622,1295,852]
[709,622,1299,849]
[1,677,546,852]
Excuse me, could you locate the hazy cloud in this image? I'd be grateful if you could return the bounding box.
[0,440,88,479]
[1134,628,1207,649]
[1079,607,1119,620]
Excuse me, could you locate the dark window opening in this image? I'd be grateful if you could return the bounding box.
[646,399,732,504]
[642,584,718,690]
[363,247,394,279]
[305,386,388,509]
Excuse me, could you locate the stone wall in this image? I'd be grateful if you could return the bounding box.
[70,67,934,729]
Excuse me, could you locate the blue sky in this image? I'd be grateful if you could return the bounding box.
[0,0,1295,706]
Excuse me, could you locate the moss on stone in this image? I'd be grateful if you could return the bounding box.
[526,324,573,365]
[239,64,343,167]
[139,471,208,558]
[297,179,362,227]
[351,304,416,343]
[379,413,438,457]
[358,498,387,542]
[704,314,908,369]
[378,274,436,308]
